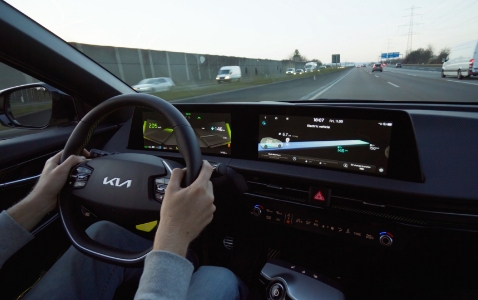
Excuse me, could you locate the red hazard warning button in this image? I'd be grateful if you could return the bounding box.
[313,191,325,201]
[309,187,331,207]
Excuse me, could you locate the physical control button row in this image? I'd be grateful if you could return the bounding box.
[69,163,93,189]
[251,203,395,247]
[154,177,170,202]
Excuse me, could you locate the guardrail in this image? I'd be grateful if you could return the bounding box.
[396,64,441,72]
[402,64,442,68]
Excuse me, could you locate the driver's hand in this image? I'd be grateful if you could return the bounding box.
[29,149,89,212]
[7,149,89,232]
[153,160,215,257]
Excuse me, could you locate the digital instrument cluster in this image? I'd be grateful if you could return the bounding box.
[141,111,231,155]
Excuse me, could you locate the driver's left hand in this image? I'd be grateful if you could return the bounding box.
[30,149,89,212]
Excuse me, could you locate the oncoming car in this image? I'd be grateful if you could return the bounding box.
[295,69,304,75]
[286,68,296,75]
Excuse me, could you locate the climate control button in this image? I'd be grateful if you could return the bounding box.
[253,205,263,216]
[379,234,393,246]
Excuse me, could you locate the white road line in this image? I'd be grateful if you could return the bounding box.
[375,75,378,78]
[447,80,478,86]
[388,82,400,88]
[306,69,354,100]
[406,74,417,76]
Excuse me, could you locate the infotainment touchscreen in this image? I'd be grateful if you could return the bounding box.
[142,111,231,155]
[258,115,393,175]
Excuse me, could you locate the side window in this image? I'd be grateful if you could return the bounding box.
[0,62,55,139]
[158,79,166,84]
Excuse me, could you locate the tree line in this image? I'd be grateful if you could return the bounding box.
[402,45,450,64]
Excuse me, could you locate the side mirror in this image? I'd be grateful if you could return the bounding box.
[441,58,446,63]
[0,83,76,129]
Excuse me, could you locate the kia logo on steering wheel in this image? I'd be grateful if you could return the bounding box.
[103,177,132,188]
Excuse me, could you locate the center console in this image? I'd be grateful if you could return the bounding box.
[259,259,345,300]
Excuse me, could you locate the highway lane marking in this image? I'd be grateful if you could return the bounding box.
[375,75,378,77]
[303,69,354,100]
[387,82,400,88]
[406,74,417,76]
[446,80,478,86]
[173,73,334,103]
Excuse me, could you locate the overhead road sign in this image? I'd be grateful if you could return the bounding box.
[382,52,400,59]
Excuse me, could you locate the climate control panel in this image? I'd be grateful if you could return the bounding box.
[246,197,404,248]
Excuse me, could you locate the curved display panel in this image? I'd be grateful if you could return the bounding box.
[258,115,393,175]
[128,104,422,182]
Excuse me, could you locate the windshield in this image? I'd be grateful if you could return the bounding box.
[6,0,478,103]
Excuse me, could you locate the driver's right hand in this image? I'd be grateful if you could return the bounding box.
[153,160,215,257]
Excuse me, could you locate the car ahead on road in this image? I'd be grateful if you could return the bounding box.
[395,63,402,68]
[132,77,175,93]
[259,137,283,149]
[286,68,295,75]
[3,3,478,300]
[216,66,241,83]
[372,63,383,72]
[295,69,304,75]
[441,39,478,79]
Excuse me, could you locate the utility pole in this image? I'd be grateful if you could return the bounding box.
[400,6,422,55]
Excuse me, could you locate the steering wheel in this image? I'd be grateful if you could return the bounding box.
[58,94,202,267]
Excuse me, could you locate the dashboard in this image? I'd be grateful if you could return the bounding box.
[104,102,478,253]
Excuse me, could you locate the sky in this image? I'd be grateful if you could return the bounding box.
[6,0,478,63]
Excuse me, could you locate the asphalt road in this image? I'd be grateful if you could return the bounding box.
[320,66,478,102]
[172,69,351,103]
[173,66,478,103]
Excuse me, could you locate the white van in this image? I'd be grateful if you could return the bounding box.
[216,66,241,83]
[304,62,318,72]
[441,40,478,79]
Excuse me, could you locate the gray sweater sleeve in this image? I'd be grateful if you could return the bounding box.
[134,250,194,300]
[0,210,34,268]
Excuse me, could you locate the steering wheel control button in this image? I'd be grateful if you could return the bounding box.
[73,181,87,188]
[69,163,93,189]
[153,177,170,202]
[268,282,285,300]
[155,184,166,192]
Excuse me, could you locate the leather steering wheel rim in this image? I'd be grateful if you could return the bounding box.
[58,93,202,266]
[60,93,202,185]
